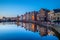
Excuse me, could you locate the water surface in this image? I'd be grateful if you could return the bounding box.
[0,22,58,40]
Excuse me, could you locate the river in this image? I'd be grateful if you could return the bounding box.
[0,22,59,40]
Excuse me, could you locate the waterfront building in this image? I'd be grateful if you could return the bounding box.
[36,12,39,21]
[53,9,60,21]
[17,15,20,21]
[20,15,23,20]
[22,14,26,21]
[38,8,50,22]
[38,8,46,21]
[31,11,38,21]
[2,17,7,20]
[26,12,30,21]
[48,11,55,22]
[53,9,60,24]
[2,17,17,22]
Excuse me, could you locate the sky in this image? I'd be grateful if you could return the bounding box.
[0,0,60,17]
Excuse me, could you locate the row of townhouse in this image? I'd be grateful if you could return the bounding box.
[48,9,60,24]
[20,11,38,21]
[20,8,60,23]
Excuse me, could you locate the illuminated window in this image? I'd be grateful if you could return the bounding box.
[32,15,34,20]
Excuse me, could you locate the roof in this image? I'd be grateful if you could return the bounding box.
[40,8,50,12]
[53,9,60,13]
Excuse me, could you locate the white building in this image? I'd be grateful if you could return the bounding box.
[48,11,54,22]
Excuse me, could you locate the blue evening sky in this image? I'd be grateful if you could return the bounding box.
[0,0,60,17]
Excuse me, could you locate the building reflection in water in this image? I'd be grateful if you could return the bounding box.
[1,22,59,39]
[0,22,48,36]
[16,22,48,36]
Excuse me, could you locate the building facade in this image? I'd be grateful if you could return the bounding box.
[53,9,60,23]
[48,11,55,22]
[37,8,50,22]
